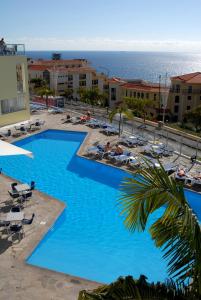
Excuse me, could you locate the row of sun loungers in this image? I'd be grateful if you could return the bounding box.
[174,167,201,186]
[0,119,45,139]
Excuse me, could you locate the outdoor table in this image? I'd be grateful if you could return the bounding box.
[6,211,24,222]
[15,183,30,193]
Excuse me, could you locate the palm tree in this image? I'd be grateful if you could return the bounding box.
[78,275,194,299]
[79,88,103,113]
[37,87,53,108]
[109,101,133,136]
[125,97,154,123]
[118,159,201,296]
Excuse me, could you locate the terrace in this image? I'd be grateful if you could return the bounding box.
[0,43,25,56]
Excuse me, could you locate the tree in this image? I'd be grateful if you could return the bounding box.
[78,88,106,113]
[37,86,54,108]
[30,78,46,88]
[125,97,154,123]
[61,88,74,100]
[118,159,201,296]
[78,275,194,299]
[109,101,133,136]
[184,106,201,132]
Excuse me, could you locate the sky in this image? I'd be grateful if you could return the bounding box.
[1,0,201,52]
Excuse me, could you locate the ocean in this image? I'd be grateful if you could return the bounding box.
[26,51,201,83]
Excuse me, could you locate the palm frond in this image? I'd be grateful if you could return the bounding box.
[118,158,201,294]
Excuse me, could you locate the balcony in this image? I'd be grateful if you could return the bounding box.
[0,44,25,56]
[170,88,201,94]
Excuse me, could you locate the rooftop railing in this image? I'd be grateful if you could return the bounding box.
[0,44,25,56]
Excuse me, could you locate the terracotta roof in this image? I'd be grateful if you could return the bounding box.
[29,65,95,73]
[28,65,49,71]
[122,82,168,93]
[108,77,126,84]
[171,72,201,84]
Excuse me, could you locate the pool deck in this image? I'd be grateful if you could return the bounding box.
[0,110,200,299]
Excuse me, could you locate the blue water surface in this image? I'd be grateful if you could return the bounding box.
[0,129,201,283]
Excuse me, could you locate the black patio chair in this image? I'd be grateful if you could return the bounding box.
[11,182,18,191]
[9,224,24,241]
[30,181,35,190]
[22,213,35,225]
[0,220,10,227]
[10,205,21,212]
[21,191,32,200]
[8,190,20,199]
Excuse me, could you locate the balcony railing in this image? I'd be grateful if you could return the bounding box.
[0,44,25,56]
[170,88,201,94]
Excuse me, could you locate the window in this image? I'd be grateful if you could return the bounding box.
[187,106,191,110]
[141,93,144,99]
[92,79,98,85]
[154,94,157,100]
[125,90,128,97]
[68,75,73,81]
[1,95,26,114]
[187,95,191,100]
[188,86,192,93]
[146,93,149,99]
[137,92,140,98]
[134,92,136,97]
[175,95,180,103]
[130,91,132,97]
[79,81,86,87]
[79,74,86,80]
[111,88,116,101]
[174,105,179,113]
[175,84,180,93]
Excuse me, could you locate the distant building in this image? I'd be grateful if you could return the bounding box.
[52,53,61,60]
[0,43,30,127]
[169,72,201,121]
[108,78,169,120]
[28,59,109,101]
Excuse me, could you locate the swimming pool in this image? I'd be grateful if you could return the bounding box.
[0,129,200,283]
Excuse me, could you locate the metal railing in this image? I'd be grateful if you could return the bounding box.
[170,88,201,94]
[0,44,25,56]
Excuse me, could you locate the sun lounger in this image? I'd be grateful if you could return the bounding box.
[120,136,138,147]
[102,126,119,135]
[128,156,141,168]
[71,116,81,124]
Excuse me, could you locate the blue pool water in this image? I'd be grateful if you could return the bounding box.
[0,129,201,283]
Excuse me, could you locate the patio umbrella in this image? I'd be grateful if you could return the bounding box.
[0,140,33,158]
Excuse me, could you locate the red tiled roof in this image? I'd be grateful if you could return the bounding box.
[29,65,95,73]
[28,65,49,71]
[108,77,126,84]
[122,82,168,93]
[171,72,201,84]
[31,59,87,64]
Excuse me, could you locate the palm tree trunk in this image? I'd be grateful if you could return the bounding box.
[119,113,122,137]
[45,95,48,108]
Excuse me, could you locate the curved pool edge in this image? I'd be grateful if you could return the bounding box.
[11,129,105,285]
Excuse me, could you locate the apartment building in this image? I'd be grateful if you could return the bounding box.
[169,72,201,121]
[0,44,30,127]
[28,59,109,101]
[109,78,169,120]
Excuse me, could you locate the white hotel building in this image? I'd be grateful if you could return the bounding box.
[28,59,109,100]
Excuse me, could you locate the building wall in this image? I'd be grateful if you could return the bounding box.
[169,80,201,121]
[0,56,30,127]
